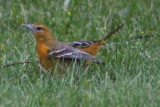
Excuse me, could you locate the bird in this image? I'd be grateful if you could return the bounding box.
[23,23,124,73]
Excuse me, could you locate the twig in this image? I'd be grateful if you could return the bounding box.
[130,34,157,41]
[105,34,158,47]
[1,61,36,68]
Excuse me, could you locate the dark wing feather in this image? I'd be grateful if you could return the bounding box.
[48,47,104,64]
[70,41,97,48]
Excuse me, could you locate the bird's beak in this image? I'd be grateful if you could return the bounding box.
[22,24,35,32]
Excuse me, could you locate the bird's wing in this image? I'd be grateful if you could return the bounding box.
[69,41,97,48]
[48,47,104,64]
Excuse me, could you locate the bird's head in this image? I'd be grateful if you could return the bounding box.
[23,24,55,42]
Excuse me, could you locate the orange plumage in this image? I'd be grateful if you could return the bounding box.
[23,23,123,72]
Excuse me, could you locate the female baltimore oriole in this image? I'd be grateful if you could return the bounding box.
[23,23,123,72]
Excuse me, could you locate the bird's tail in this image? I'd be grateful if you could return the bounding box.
[101,24,124,41]
[79,24,124,56]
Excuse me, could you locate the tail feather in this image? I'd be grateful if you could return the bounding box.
[102,24,124,41]
[78,24,124,56]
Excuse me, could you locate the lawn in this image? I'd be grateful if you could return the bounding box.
[0,0,160,107]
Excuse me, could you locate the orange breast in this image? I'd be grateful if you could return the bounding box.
[36,42,74,73]
[36,42,54,70]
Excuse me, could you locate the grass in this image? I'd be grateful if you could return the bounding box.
[0,0,160,106]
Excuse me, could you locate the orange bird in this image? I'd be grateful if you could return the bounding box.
[23,23,123,72]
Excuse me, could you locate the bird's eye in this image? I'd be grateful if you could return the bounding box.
[36,27,42,30]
